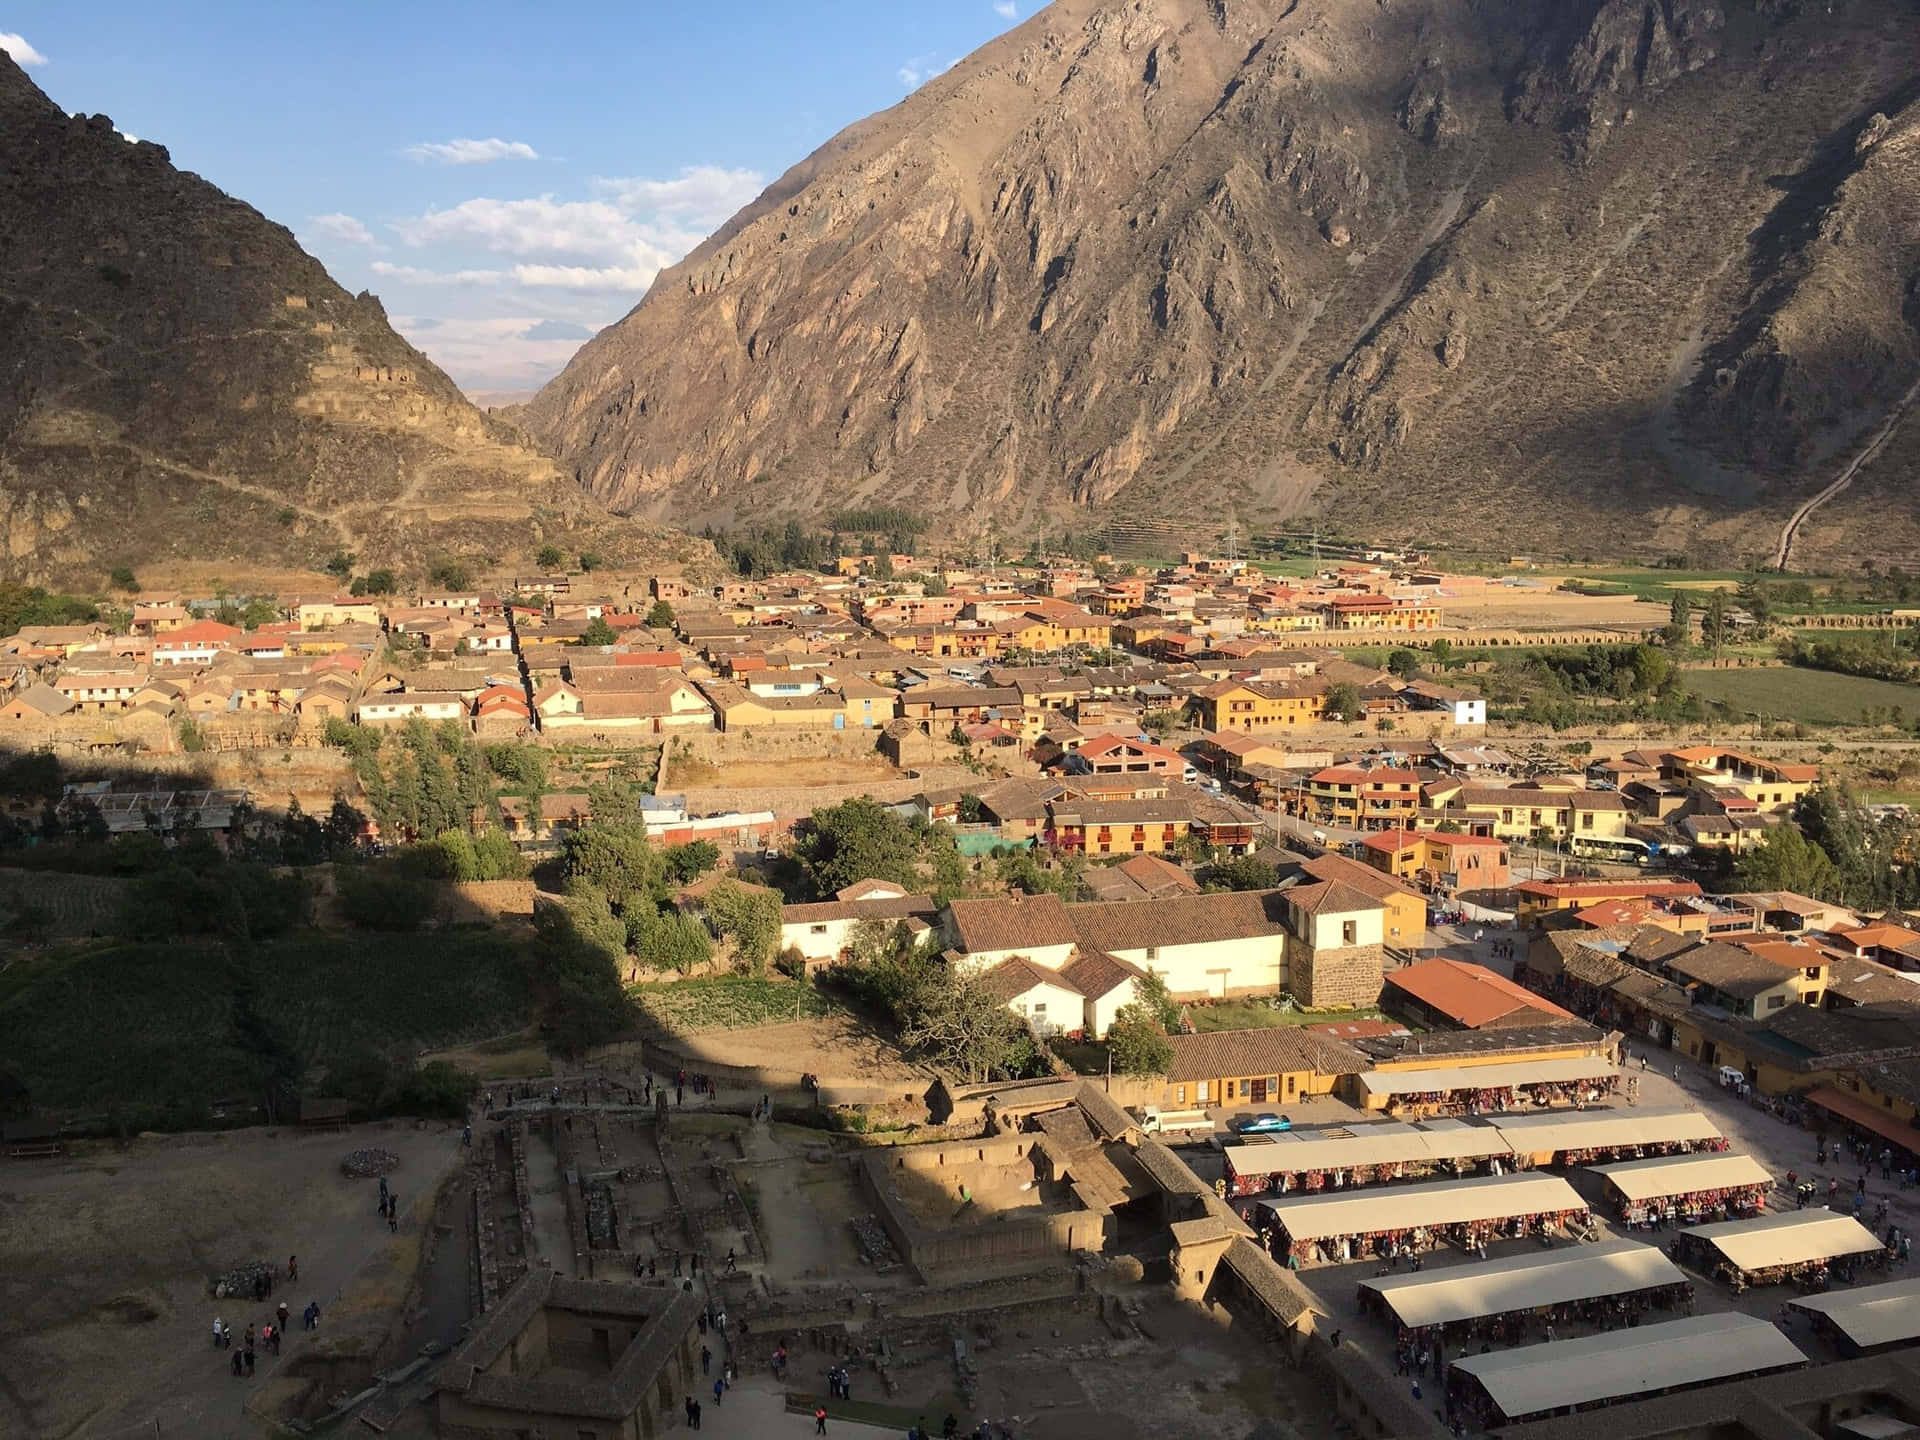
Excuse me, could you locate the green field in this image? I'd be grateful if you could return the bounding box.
[1184,1002,1386,1032]
[0,933,531,1125]
[1684,667,1920,725]
[630,974,835,1032]
[0,868,131,938]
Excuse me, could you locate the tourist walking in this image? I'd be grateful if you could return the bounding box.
[287,1254,298,1282]
[815,1406,829,1434]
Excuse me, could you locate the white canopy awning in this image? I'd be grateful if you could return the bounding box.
[1589,1150,1769,1202]
[1223,1116,1509,1179]
[1682,1209,1883,1272]
[1258,1171,1584,1242]
[1789,1277,1920,1350]
[1492,1105,1721,1156]
[1359,1239,1686,1329]
[1452,1313,1804,1420]
[1358,1056,1618,1097]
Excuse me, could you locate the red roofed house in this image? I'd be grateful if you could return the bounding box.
[1384,957,1575,1030]
[1360,829,1511,890]
[1072,734,1183,776]
[1515,878,1703,924]
[153,619,244,666]
[1304,766,1421,831]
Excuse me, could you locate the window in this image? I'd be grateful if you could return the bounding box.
[1175,1085,1187,1104]
[1145,947,1159,962]
[1239,1079,1251,1099]
[1767,994,1786,1009]
[1342,920,1357,946]
[1032,1002,1047,1020]
[1197,1081,1210,1102]
[810,924,828,935]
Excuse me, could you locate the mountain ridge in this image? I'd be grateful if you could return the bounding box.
[526,0,1920,569]
[0,52,707,586]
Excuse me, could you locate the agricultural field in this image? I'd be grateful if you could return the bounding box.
[1684,667,1920,726]
[0,932,531,1125]
[0,868,130,937]
[631,974,835,1033]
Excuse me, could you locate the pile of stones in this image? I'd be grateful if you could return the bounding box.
[340,1147,400,1178]
[210,1259,276,1299]
[849,1214,901,1269]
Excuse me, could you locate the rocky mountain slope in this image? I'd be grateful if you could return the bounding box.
[526,0,1920,569]
[0,53,704,586]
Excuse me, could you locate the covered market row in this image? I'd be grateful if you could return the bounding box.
[1254,1171,1590,1266]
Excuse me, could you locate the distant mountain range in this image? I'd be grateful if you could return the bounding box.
[524,0,1920,571]
[0,53,704,587]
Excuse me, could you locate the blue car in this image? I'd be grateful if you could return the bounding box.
[1230,1112,1292,1135]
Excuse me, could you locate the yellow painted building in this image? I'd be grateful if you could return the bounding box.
[1191,679,1327,732]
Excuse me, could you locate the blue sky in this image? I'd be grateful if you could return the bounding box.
[2,1,1029,392]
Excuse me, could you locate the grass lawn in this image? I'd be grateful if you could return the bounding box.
[1184,1002,1386,1032]
[630,974,836,1032]
[0,932,532,1125]
[1684,668,1920,726]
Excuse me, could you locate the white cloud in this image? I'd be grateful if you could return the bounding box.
[511,263,660,292]
[393,196,646,263]
[309,212,379,248]
[994,1,1017,17]
[592,166,763,226]
[371,260,503,286]
[0,32,47,66]
[405,138,539,166]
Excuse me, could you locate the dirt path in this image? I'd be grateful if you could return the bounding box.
[0,1121,462,1439]
[1775,374,1920,569]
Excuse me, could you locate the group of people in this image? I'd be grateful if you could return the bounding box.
[375,1174,400,1232]
[1615,1182,1766,1229]
[213,1258,317,1381]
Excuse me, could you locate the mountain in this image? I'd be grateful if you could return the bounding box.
[0,53,705,587]
[526,0,1920,570]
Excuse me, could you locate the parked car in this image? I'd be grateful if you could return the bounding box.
[1229,1112,1292,1135]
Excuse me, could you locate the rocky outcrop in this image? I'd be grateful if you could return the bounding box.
[526,0,1920,568]
[0,53,704,585]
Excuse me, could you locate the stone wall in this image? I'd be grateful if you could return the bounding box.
[1287,937,1385,1009]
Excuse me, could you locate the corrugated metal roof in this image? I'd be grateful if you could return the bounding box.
[1357,1056,1618,1096]
[1451,1313,1803,1420]
[1359,1239,1685,1329]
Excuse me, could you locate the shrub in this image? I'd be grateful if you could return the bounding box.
[336,865,433,931]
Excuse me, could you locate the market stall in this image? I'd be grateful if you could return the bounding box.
[1494,1106,1726,1166]
[1220,1116,1512,1198]
[1357,1239,1691,1347]
[1356,1056,1621,1117]
[1588,1151,1771,1227]
[1674,1209,1887,1291]
[1787,1277,1920,1356]
[1443,1314,1804,1429]
[1254,1171,1588,1267]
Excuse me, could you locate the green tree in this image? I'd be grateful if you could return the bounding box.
[1106,1003,1174,1076]
[1734,824,1841,899]
[429,558,472,591]
[1133,969,1181,1030]
[175,716,209,752]
[324,551,355,579]
[109,565,140,593]
[798,796,921,898]
[536,543,565,570]
[1208,855,1278,892]
[898,967,1034,1082]
[1665,593,1691,648]
[483,742,548,788]
[578,551,603,573]
[662,839,720,884]
[1323,683,1362,722]
[1386,648,1420,679]
[562,823,661,908]
[361,568,397,596]
[1429,637,1453,667]
[705,877,783,974]
[869,551,896,581]
[645,598,677,629]
[1703,590,1730,659]
[577,616,619,647]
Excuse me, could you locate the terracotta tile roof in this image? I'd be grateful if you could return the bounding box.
[1068,891,1289,954]
[1284,879,1385,917]
[979,955,1080,1004]
[780,894,938,924]
[1299,851,1423,902]
[1385,958,1573,1028]
[1164,1027,1368,1081]
[1060,949,1148,1000]
[948,893,1078,953]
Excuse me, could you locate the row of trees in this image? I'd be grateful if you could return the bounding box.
[1733,786,1920,911]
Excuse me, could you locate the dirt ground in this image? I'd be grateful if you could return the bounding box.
[660,1012,930,1088]
[669,756,901,789]
[0,1119,463,1438]
[1435,584,1670,633]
